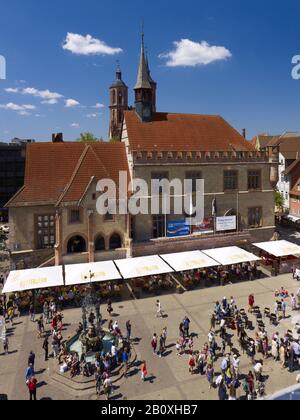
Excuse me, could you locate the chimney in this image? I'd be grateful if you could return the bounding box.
[242,128,246,139]
[52,133,64,143]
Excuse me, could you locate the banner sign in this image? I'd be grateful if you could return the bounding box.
[167,220,190,237]
[216,216,237,232]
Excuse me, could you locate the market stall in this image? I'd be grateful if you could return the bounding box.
[160,250,219,289]
[114,255,175,296]
[253,240,300,275]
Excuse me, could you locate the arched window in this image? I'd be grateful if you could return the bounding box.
[67,236,87,254]
[111,90,116,105]
[109,233,122,250]
[95,235,105,252]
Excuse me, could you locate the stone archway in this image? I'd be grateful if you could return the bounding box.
[67,235,87,254]
[109,233,122,250]
[95,235,106,252]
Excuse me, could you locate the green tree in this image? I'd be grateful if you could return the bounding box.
[77,132,103,142]
[275,190,285,210]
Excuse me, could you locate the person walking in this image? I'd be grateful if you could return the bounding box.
[27,376,37,401]
[151,334,158,355]
[25,364,34,381]
[126,320,132,341]
[162,327,167,351]
[183,317,191,337]
[29,303,35,322]
[156,300,163,318]
[42,336,49,361]
[291,293,297,311]
[28,351,36,372]
[248,294,255,313]
[158,334,164,358]
[206,364,214,389]
[141,360,148,381]
[107,299,113,318]
[3,336,9,355]
[95,369,102,396]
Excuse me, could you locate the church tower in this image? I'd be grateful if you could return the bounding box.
[134,33,156,122]
[109,63,128,140]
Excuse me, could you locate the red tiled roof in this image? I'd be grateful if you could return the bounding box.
[124,111,254,152]
[6,142,129,207]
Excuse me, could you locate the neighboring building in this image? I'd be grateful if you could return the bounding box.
[284,159,300,218]
[6,141,131,268]
[0,139,34,222]
[252,133,300,211]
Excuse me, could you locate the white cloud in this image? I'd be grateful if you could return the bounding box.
[65,99,80,108]
[93,103,105,109]
[41,99,58,105]
[87,113,98,118]
[71,123,80,128]
[4,88,19,93]
[159,39,232,67]
[0,102,36,111]
[19,111,31,116]
[22,87,63,100]
[62,33,122,56]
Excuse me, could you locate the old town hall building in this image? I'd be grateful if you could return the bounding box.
[6,35,278,268]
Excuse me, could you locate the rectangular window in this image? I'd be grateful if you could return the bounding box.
[248,170,261,190]
[36,214,55,249]
[185,171,202,192]
[248,207,262,228]
[152,215,165,239]
[152,172,169,194]
[69,209,81,224]
[224,170,238,191]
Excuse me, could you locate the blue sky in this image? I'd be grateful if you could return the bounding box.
[0,0,299,142]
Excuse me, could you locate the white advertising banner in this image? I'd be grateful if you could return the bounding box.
[114,255,173,279]
[65,261,122,286]
[160,250,218,272]
[2,266,64,294]
[216,216,237,232]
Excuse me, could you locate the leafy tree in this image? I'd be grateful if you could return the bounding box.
[77,132,103,142]
[275,190,285,210]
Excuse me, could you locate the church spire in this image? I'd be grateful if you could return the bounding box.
[134,32,152,90]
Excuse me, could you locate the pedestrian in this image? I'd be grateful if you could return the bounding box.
[7,306,14,326]
[248,294,255,313]
[188,354,196,375]
[126,320,132,341]
[28,351,35,371]
[95,369,102,395]
[29,303,35,322]
[254,360,263,382]
[158,334,164,358]
[141,360,148,381]
[37,316,44,339]
[122,349,129,377]
[151,334,158,355]
[27,376,37,401]
[107,299,113,317]
[183,317,191,337]
[288,345,295,373]
[218,379,228,401]
[162,327,167,351]
[232,355,240,378]
[281,300,287,319]
[103,376,112,400]
[206,364,214,389]
[42,336,49,361]
[156,300,163,318]
[291,293,297,311]
[25,364,34,381]
[3,336,9,355]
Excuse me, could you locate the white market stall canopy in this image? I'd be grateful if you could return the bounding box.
[3,266,64,294]
[65,261,122,286]
[253,240,300,258]
[202,246,260,266]
[114,255,173,279]
[160,250,218,272]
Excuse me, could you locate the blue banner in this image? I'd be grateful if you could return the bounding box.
[167,220,190,237]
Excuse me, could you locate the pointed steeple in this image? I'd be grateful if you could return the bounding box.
[134,33,152,90]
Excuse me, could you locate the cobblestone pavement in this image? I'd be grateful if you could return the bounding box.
[1,273,300,401]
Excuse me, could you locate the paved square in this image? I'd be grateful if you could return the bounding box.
[1,273,300,400]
